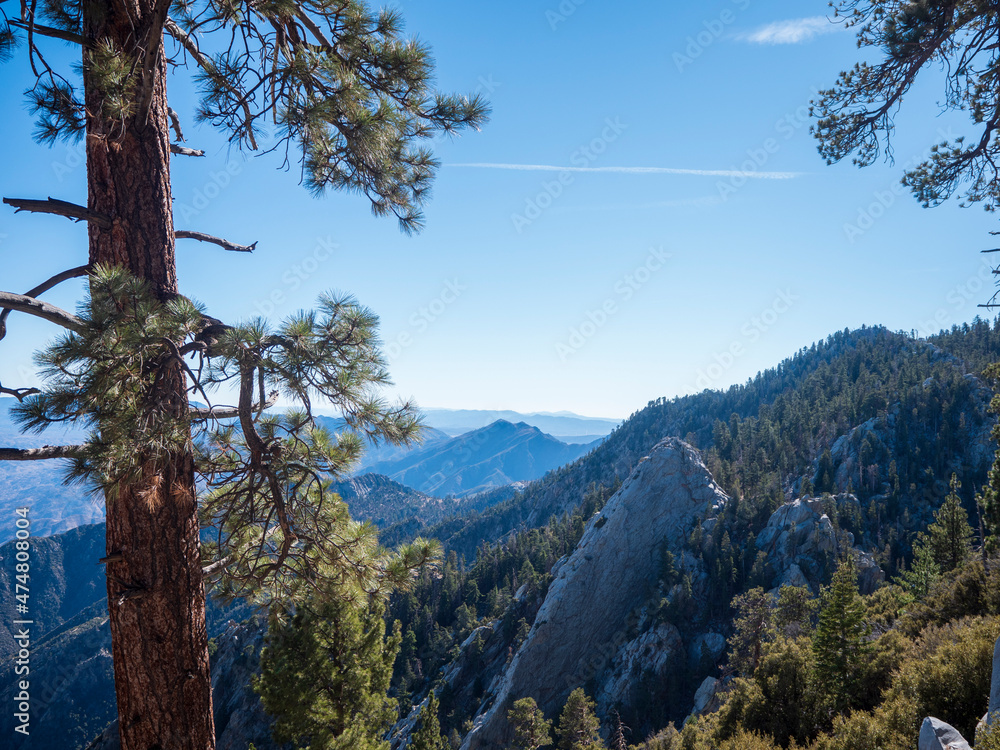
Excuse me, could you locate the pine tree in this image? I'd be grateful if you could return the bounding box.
[557,688,604,750]
[812,558,871,714]
[927,474,975,571]
[896,534,941,599]
[0,2,486,748]
[728,587,774,676]
[255,592,400,750]
[411,692,446,750]
[774,585,817,638]
[609,712,629,750]
[508,697,554,750]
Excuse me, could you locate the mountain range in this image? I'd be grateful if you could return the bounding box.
[7,321,1000,748]
[0,407,601,542]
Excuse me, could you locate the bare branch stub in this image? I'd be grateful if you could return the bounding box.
[3,197,112,228]
[0,445,84,461]
[170,144,205,157]
[175,230,256,253]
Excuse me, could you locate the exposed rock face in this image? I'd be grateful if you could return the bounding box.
[918,717,971,750]
[755,496,884,594]
[689,632,726,668]
[461,438,728,750]
[594,622,683,719]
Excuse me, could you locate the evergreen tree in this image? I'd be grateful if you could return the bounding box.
[774,585,817,638]
[557,689,604,750]
[812,558,871,714]
[609,712,629,750]
[255,593,400,750]
[508,697,553,750]
[728,588,774,676]
[928,474,975,571]
[0,1,485,748]
[896,534,941,599]
[411,692,446,750]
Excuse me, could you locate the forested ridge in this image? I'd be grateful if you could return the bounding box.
[365,319,1000,748]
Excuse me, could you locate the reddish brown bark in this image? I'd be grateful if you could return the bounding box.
[82,1,215,748]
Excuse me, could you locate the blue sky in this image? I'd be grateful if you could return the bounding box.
[1,0,997,419]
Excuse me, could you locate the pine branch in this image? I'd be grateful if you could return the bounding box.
[189,390,279,421]
[0,382,40,401]
[170,143,205,157]
[0,290,85,332]
[8,19,89,47]
[0,264,90,340]
[175,230,256,252]
[164,17,259,150]
[3,197,112,228]
[0,445,84,461]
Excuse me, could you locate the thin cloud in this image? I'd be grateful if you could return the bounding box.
[447,163,800,180]
[555,197,723,212]
[739,16,842,45]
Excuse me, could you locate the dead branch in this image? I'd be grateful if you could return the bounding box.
[7,19,89,47]
[0,445,84,460]
[0,264,89,341]
[175,230,256,253]
[190,390,279,421]
[167,106,186,142]
[170,143,205,157]
[0,290,85,332]
[3,197,112,228]
[136,0,173,126]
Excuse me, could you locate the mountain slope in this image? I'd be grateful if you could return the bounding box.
[364,420,599,496]
[420,326,997,561]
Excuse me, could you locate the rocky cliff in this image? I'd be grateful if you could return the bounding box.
[461,437,728,750]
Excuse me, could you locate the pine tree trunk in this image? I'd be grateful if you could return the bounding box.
[83,1,215,748]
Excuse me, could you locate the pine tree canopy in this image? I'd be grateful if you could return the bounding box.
[3,0,488,232]
[812,1,1000,211]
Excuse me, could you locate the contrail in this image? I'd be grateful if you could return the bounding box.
[446,163,801,179]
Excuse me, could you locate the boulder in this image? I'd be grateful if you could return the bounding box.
[918,717,970,750]
[990,636,1000,724]
[690,676,720,717]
